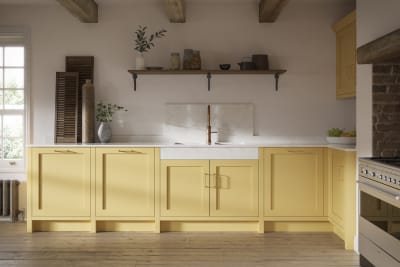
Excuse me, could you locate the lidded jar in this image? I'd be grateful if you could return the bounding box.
[191,50,201,70]
[170,52,181,70]
[183,49,193,70]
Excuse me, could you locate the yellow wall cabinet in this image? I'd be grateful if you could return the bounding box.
[327,148,356,250]
[161,160,259,217]
[95,148,155,217]
[333,10,356,99]
[30,148,91,217]
[263,148,324,217]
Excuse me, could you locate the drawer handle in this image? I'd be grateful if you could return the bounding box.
[287,150,305,153]
[118,150,144,154]
[54,150,76,153]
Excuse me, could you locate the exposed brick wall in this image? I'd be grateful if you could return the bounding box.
[373,64,400,157]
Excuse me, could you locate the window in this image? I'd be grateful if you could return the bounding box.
[0,31,27,171]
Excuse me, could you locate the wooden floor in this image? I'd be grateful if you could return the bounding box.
[0,223,359,267]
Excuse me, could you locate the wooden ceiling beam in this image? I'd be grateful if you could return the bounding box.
[259,0,289,23]
[165,0,185,23]
[57,0,98,23]
[357,29,400,64]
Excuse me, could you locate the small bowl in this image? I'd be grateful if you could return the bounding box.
[219,64,231,70]
[326,137,356,145]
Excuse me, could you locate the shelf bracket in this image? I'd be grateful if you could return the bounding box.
[132,73,138,91]
[274,73,280,91]
[207,72,211,92]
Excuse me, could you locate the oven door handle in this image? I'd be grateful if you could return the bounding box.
[358,181,400,205]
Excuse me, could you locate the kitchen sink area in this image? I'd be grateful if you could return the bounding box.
[160,146,259,159]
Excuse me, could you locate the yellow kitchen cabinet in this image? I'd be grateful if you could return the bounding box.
[30,147,91,217]
[264,148,324,217]
[161,160,210,217]
[210,160,258,217]
[333,10,356,98]
[327,148,356,249]
[161,160,258,217]
[329,149,345,226]
[95,148,155,217]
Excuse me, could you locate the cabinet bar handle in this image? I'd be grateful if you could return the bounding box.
[118,150,144,154]
[214,174,219,210]
[287,150,305,153]
[54,149,76,153]
[38,164,42,210]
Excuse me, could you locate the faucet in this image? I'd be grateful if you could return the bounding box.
[207,105,212,145]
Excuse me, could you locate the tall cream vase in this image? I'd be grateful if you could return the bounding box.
[82,79,94,143]
[136,53,145,70]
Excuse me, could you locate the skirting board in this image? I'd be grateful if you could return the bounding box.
[161,221,259,232]
[32,221,91,232]
[96,221,155,232]
[264,221,334,232]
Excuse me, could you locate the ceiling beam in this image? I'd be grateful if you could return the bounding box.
[357,29,400,64]
[259,0,289,23]
[57,0,98,23]
[165,0,185,23]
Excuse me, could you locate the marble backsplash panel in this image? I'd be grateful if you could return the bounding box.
[164,103,254,144]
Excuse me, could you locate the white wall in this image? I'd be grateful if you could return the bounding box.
[0,0,355,144]
[356,0,400,157]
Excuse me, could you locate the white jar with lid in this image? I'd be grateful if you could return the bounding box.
[170,52,181,70]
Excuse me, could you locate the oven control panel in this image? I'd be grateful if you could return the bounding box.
[359,160,400,190]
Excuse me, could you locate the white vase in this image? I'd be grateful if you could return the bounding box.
[98,122,112,143]
[136,53,145,70]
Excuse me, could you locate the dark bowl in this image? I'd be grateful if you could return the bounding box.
[219,64,231,70]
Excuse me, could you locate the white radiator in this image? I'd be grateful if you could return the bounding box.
[0,180,19,222]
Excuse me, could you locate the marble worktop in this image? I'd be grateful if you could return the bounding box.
[28,136,356,152]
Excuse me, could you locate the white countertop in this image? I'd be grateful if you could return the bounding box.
[27,142,356,152]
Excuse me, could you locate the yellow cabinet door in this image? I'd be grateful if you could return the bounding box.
[333,11,356,98]
[95,148,155,217]
[31,148,91,217]
[161,160,210,217]
[210,160,258,217]
[329,149,345,226]
[264,148,324,217]
[328,148,356,249]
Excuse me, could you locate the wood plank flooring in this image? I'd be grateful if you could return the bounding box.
[0,223,359,267]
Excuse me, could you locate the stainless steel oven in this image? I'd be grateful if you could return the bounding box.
[359,158,400,267]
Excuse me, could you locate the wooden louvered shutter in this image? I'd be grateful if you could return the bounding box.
[55,72,79,143]
[66,56,94,143]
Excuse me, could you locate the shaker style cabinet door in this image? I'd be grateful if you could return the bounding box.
[333,10,356,99]
[210,160,258,217]
[327,148,356,250]
[31,148,91,217]
[95,148,155,217]
[264,148,324,217]
[329,149,346,227]
[160,160,210,217]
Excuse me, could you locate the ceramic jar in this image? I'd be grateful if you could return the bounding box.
[135,53,145,70]
[183,49,193,70]
[170,52,181,70]
[191,50,201,70]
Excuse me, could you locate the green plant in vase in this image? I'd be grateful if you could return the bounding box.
[134,25,167,70]
[96,102,127,143]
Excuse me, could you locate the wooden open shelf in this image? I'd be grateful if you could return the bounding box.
[128,69,287,91]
